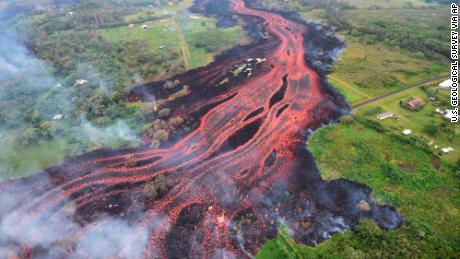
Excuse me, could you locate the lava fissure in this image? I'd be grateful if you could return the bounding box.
[0,0,402,258]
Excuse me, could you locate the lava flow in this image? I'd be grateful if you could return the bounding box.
[0,0,402,258]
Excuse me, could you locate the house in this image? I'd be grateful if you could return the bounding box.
[440,147,454,154]
[403,96,426,111]
[444,110,455,120]
[435,108,445,114]
[376,112,394,120]
[402,129,412,136]
[53,114,63,120]
[439,79,452,90]
[75,79,88,85]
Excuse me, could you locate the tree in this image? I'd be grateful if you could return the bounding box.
[39,121,57,139]
[158,108,171,118]
[125,155,138,168]
[144,175,171,198]
[423,124,439,136]
[21,127,40,145]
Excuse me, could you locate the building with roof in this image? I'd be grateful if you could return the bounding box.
[376,112,394,120]
[402,129,412,136]
[439,79,452,90]
[402,96,426,111]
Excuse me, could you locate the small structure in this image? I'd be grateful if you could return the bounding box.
[439,79,452,90]
[256,57,266,64]
[444,110,455,120]
[66,11,74,18]
[376,112,394,120]
[190,15,200,20]
[53,114,63,120]
[402,96,426,111]
[75,79,88,85]
[128,24,135,28]
[142,24,149,30]
[402,129,412,136]
[435,108,444,114]
[440,147,454,154]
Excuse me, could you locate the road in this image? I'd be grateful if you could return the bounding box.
[173,18,192,70]
[351,74,449,110]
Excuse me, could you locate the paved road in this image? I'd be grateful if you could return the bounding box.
[352,74,449,110]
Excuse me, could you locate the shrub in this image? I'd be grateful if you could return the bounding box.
[423,124,439,136]
[144,175,171,198]
[158,108,171,118]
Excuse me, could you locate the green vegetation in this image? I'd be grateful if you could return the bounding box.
[354,86,460,163]
[256,0,450,103]
[258,117,460,258]
[330,37,446,102]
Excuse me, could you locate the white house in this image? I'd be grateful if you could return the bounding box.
[444,110,455,120]
[75,79,88,85]
[376,112,394,120]
[402,129,412,136]
[53,114,63,120]
[441,147,454,154]
[439,79,452,90]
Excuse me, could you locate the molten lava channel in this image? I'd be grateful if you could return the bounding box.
[0,0,402,258]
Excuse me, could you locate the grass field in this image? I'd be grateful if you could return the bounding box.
[330,37,447,102]
[0,131,68,180]
[100,15,246,79]
[342,0,438,8]
[328,76,370,105]
[354,86,460,163]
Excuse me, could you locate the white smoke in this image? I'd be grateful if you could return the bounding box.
[80,119,141,147]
